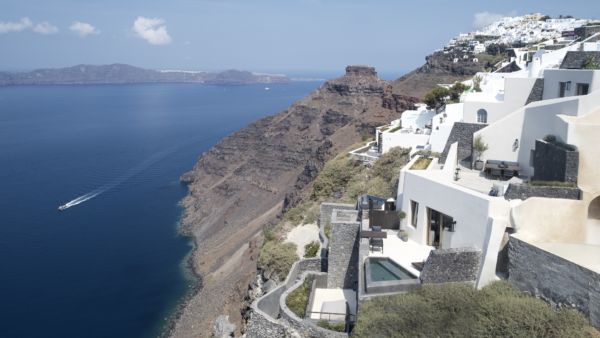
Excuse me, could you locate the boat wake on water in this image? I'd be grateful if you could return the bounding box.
[57,128,236,212]
[57,148,172,211]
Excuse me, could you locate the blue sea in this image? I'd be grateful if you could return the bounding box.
[0,82,322,338]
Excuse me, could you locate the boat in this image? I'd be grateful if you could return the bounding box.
[264,87,270,91]
[58,205,68,211]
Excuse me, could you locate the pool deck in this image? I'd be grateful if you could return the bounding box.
[367,230,434,277]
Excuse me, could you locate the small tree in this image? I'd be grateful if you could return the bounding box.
[583,56,600,70]
[424,87,450,109]
[449,82,468,102]
[473,135,488,162]
[472,75,483,92]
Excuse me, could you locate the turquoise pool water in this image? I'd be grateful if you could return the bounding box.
[368,257,416,281]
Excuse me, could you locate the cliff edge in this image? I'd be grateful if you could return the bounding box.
[171,66,417,337]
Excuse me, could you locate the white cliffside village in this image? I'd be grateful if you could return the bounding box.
[246,16,600,337]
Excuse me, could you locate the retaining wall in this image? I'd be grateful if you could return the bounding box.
[508,236,600,328]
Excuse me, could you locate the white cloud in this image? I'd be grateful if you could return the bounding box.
[132,17,172,45]
[70,21,99,37]
[473,12,506,30]
[32,22,59,34]
[0,17,33,34]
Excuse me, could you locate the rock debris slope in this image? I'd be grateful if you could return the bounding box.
[171,65,417,337]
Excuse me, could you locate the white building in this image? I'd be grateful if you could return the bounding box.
[395,67,600,289]
[373,105,435,155]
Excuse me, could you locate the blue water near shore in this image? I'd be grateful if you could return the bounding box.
[0,82,322,338]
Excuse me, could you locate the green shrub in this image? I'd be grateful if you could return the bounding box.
[410,157,432,170]
[286,276,312,318]
[317,320,346,332]
[311,155,364,200]
[583,56,600,70]
[387,125,402,133]
[544,134,557,143]
[324,222,332,240]
[258,241,298,280]
[310,146,409,203]
[529,181,577,188]
[352,281,597,338]
[424,87,451,109]
[304,240,320,258]
[413,150,441,158]
[542,134,577,151]
[302,203,319,224]
[263,227,276,242]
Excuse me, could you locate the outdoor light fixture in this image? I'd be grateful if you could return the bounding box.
[513,138,519,151]
[444,221,457,232]
[454,167,461,181]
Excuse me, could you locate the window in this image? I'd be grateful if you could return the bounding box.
[576,83,590,96]
[559,81,571,97]
[410,200,419,227]
[477,109,488,123]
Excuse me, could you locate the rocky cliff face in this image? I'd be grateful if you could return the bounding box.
[171,66,416,337]
[392,51,488,99]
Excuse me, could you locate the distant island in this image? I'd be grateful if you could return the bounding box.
[0,64,291,86]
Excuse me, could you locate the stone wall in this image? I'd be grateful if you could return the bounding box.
[508,236,600,328]
[440,122,487,166]
[245,309,289,338]
[533,140,579,183]
[327,221,360,289]
[560,51,600,69]
[319,203,356,228]
[247,258,323,337]
[254,258,322,320]
[525,78,544,105]
[280,272,349,338]
[419,247,482,284]
[319,203,356,272]
[504,183,581,201]
[575,25,600,40]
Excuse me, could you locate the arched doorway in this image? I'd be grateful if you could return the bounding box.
[588,196,600,245]
[477,109,488,123]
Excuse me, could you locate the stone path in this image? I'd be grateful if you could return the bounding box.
[285,223,320,257]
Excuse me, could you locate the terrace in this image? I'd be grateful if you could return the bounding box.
[453,165,524,196]
[365,229,434,278]
[348,141,380,164]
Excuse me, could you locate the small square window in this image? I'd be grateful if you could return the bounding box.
[576,83,590,96]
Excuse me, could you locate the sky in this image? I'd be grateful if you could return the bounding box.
[1,0,599,76]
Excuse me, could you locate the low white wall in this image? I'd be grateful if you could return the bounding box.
[511,197,587,243]
[381,132,429,154]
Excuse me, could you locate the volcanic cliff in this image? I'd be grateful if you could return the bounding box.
[171,66,417,337]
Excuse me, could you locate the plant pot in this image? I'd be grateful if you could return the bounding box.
[474,160,484,170]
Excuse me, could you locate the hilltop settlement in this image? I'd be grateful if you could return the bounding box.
[175,14,600,338]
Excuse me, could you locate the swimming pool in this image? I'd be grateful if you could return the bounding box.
[368,257,416,281]
[364,257,419,294]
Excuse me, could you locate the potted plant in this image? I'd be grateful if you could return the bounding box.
[397,211,408,241]
[473,135,488,170]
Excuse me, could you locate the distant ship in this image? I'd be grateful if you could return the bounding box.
[264,87,270,91]
[58,204,68,211]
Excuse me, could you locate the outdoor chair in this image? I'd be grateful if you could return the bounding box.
[370,238,384,253]
[490,168,502,179]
